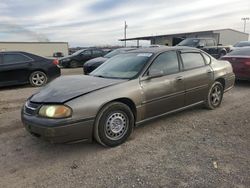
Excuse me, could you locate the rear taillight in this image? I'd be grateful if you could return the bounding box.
[53,59,59,65]
[244,61,250,66]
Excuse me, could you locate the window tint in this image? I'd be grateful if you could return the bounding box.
[199,39,206,46]
[206,39,215,46]
[227,48,250,56]
[181,52,205,69]
[92,50,103,56]
[3,54,31,64]
[201,52,211,64]
[233,41,250,47]
[81,50,91,56]
[149,51,179,75]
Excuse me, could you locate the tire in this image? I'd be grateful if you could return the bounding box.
[219,51,226,58]
[69,60,79,68]
[205,81,224,110]
[94,102,134,147]
[29,71,48,87]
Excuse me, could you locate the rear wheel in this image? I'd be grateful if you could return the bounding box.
[94,102,134,147]
[205,81,224,110]
[69,60,78,68]
[29,71,48,87]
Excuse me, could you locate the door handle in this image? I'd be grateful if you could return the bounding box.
[207,70,212,74]
[176,76,183,81]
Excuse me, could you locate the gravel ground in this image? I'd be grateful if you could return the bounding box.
[0,68,249,188]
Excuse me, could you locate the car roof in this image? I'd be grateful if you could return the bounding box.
[127,46,199,54]
[0,51,26,54]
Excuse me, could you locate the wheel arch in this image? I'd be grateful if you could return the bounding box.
[98,97,137,123]
[215,77,225,89]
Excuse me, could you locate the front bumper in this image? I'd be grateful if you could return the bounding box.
[59,60,70,67]
[21,111,95,144]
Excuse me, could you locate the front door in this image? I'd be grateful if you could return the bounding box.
[140,51,185,119]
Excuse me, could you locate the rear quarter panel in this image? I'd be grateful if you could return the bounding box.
[210,59,235,91]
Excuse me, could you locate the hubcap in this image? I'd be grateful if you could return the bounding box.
[105,112,128,140]
[210,85,222,106]
[32,72,46,86]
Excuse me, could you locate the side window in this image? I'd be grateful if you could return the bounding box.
[206,39,215,46]
[199,39,206,47]
[92,50,103,56]
[149,51,179,75]
[3,54,32,64]
[181,52,205,70]
[81,50,91,56]
[201,52,211,64]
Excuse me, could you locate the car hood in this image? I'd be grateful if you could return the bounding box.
[85,57,108,66]
[30,75,125,103]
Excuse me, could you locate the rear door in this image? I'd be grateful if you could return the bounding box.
[92,49,103,58]
[179,50,213,105]
[79,50,92,63]
[204,39,219,57]
[140,51,185,119]
[0,53,33,85]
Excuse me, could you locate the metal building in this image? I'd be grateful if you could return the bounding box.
[0,42,69,57]
[120,28,249,46]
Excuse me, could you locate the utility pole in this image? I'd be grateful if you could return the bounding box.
[241,17,249,33]
[124,21,128,47]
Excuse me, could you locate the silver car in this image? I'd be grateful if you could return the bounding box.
[22,47,235,147]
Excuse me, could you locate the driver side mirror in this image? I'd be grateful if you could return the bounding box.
[142,69,164,81]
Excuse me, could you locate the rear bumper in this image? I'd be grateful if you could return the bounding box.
[224,74,235,92]
[83,65,97,75]
[21,112,94,144]
[47,66,61,80]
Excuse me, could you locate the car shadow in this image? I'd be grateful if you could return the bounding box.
[0,84,32,91]
[235,80,250,87]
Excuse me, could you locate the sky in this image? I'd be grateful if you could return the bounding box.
[0,0,249,47]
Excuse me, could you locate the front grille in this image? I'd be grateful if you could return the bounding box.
[24,101,41,115]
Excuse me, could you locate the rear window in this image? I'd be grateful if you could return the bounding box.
[233,42,250,47]
[227,48,250,56]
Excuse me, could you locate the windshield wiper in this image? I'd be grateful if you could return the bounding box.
[93,75,106,78]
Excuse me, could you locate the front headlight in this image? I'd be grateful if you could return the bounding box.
[39,105,72,119]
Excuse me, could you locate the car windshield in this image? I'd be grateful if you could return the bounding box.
[227,48,250,56]
[90,53,153,79]
[72,49,86,56]
[177,39,200,47]
[233,42,250,47]
[104,49,122,58]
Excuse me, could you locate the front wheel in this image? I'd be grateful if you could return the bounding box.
[205,81,224,110]
[94,102,134,147]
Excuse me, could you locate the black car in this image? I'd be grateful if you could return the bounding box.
[83,48,135,74]
[59,48,105,68]
[0,51,61,87]
[177,38,231,58]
